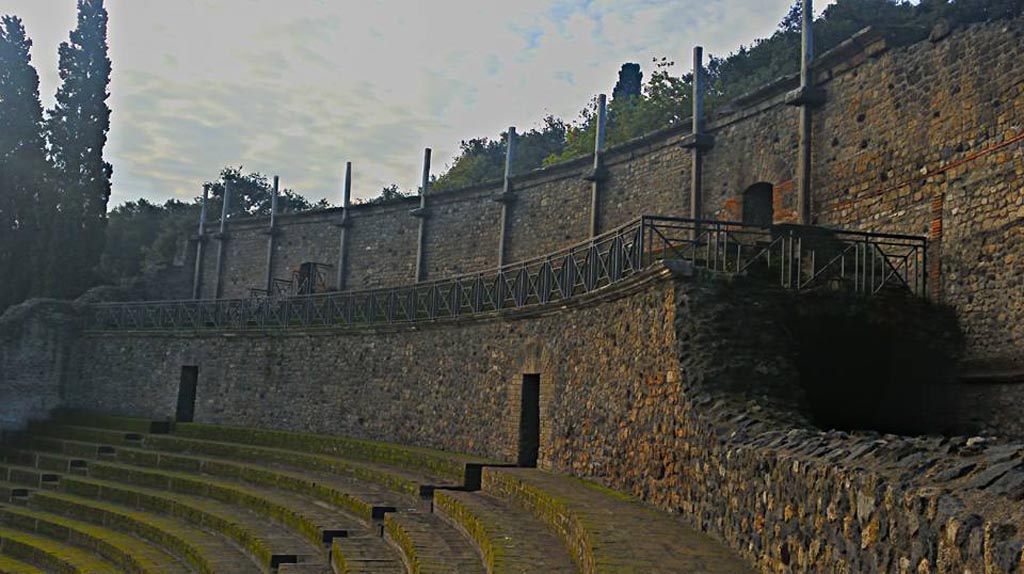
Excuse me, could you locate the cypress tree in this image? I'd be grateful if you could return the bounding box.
[0,15,48,310]
[44,0,112,299]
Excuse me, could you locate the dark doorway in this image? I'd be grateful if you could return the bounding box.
[176,366,199,423]
[297,262,316,295]
[517,374,540,467]
[742,182,774,227]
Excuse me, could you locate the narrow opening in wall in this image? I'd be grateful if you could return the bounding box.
[741,182,774,227]
[517,374,541,467]
[176,366,199,423]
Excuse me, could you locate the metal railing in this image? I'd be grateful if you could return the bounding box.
[88,216,926,331]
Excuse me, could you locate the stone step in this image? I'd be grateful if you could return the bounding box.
[0,446,90,475]
[24,487,261,574]
[170,423,493,486]
[51,411,172,435]
[22,432,432,500]
[482,468,758,574]
[0,525,125,574]
[384,511,486,574]
[51,472,332,572]
[331,536,405,574]
[27,422,142,449]
[20,436,490,574]
[85,459,365,544]
[15,439,411,532]
[0,504,191,574]
[0,465,61,491]
[18,436,116,461]
[0,552,47,574]
[434,489,577,573]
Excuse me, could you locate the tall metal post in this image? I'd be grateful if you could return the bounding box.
[495,127,517,267]
[213,181,231,299]
[682,47,715,237]
[412,149,431,282]
[797,0,814,225]
[335,162,353,290]
[191,188,209,300]
[588,94,608,238]
[262,176,279,294]
[691,46,705,232]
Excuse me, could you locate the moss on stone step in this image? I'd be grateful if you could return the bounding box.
[26,489,244,574]
[0,525,123,574]
[53,474,277,568]
[330,537,404,574]
[173,423,492,484]
[0,552,47,574]
[85,461,336,547]
[0,505,189,574]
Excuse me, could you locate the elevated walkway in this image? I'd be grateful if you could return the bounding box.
[88,216,927,332]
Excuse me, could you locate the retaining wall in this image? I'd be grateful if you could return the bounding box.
[60,268,1024,574]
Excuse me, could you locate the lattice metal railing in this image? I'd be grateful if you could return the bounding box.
[88,216,926,331]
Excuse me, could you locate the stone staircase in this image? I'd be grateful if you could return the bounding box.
[0,412,756,574]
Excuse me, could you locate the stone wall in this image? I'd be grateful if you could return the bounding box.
[812,19,1024,372]
[179,19,1024,374]
[64,269,1024,574]
[0,300,80,432]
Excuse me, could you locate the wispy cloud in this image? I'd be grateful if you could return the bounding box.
[5,0,833,207]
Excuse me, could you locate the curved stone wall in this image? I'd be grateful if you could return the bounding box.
[61,267,1024,574]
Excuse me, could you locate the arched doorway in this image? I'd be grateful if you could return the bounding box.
[741,183,774,227]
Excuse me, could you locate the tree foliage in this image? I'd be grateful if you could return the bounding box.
[431,116,568,191]
[357,183,414,205]
[0,15,49,310]
[440,0,1024,179]
[202,166,328,220]
[41,0,113,299]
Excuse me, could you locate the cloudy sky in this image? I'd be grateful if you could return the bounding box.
[4,0,833,206]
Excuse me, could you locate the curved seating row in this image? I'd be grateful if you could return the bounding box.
[0,411,756,574]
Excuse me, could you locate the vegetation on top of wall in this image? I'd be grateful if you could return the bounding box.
[433,0,1024,185]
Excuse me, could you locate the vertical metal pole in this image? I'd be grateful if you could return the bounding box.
[263,176,279,294]
[797,0,814,225]
[690,46,705,239]
[590,94,607,238]
[191,188,209,300]
[336,162,352,291]
[497,127,517,268]
[414,148,431,282]
[213,181,231,299]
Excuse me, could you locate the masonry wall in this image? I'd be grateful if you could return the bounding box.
[183,20,1024,373]
[811,20,1024,371]
[0,301,79,432]
[66,271,1024,574]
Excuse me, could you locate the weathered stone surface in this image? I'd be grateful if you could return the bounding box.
[51,270,1024,574]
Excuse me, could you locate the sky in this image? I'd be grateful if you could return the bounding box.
[2,0,834,207]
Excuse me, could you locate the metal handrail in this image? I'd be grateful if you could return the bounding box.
[88,215,927,331]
